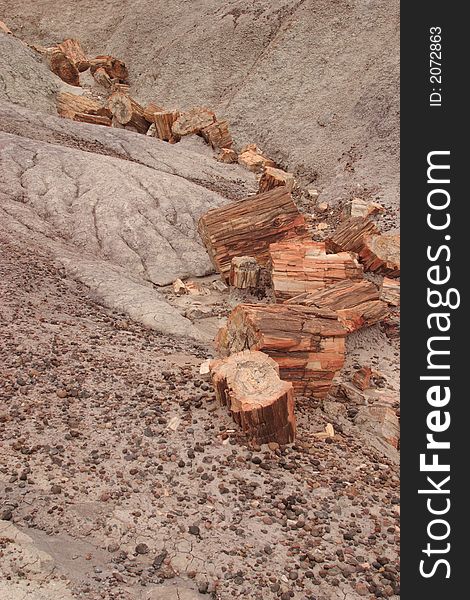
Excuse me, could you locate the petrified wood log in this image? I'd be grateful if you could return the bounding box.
[238,144,276,173]
[56,92,108,119]
[327,217,379,254]
[198,187,308,282]
[171,107,216,137]
[73,112,112,126]
[210,350,296,445]
[143,102,165,122]
[153,111,180,142]
[259,167,294,194]
[380,277,400,306]
[270,240,363,301]
[89,55,129,81]
[106,92,149,134]
[229,257,261,289]
[359,234,400,277]
[57,38,89,72]
[92,66,113,89]
[201,120,232,149]
[283,280,389,332]
[216,304,347,398]
[47,49,80,86]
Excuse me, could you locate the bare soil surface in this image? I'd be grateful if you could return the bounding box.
[1,241,399,599]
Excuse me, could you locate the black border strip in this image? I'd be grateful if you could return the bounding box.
[401,3,466,597]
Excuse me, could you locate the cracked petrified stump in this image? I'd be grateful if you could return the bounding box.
[283,280,389,333]
[106,92,149,134]
[46,49,80,86]
[270,240,363,301]
[210,350,296,445]
[216,304,347,398]
[198,187,308,282]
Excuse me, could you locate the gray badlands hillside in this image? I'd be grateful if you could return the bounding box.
[1,0,400,209]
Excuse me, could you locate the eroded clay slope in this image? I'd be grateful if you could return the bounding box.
[1,0,400,208]
[0,101,256,339]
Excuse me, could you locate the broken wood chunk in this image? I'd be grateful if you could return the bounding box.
[258,167,294,194]
[152,111,180,142]
[73,112,112,126]
[216,304,347,399]
[283,280,389,332]
[345,198,384,219]
[47,49,80,86]
[352,367,373,391]
[359,234,400,277]
[143,102,165,123]
[57,38,89,72]
[380,313,400,339]
[106,92,149,134]
[92,66,113,89]
[238,144,276,173]
[56,92,106,119]
[380,277,400,306]
[201,120,232,149]
[89,55,129,82]
[198,187,308,282]
[216,148,238,163]
[229,257,261,290]
[171,107,216,137]
[270,240,363,301]
[327,217,379,254]
[210,350,296,445]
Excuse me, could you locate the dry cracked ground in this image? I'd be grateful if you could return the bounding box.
[0,7,400,600]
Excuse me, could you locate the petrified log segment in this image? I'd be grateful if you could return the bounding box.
[380,277,400,306]
[352,367,373,391]
[270,240,363,301]
[216,304,347,398]
[259,167,294,194]
[171,107,216,137]
[229,257,261,289]
[47,49,80,86]
[327,217,379,254]
[106,92,149,134]
[89,55,129,81]
[56,92,107,119]
[201,120,232,149]
[198,188,308,281]
[57,38,89,72]
[143,102,165,123]
[92,66,113,89]
[210,350,296,445]
[73,112,112,126]
[359,234,400,277]
[284,280,389,332]
[216,148,238,164]
[153,111,180,142]
[238,144,276,173]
